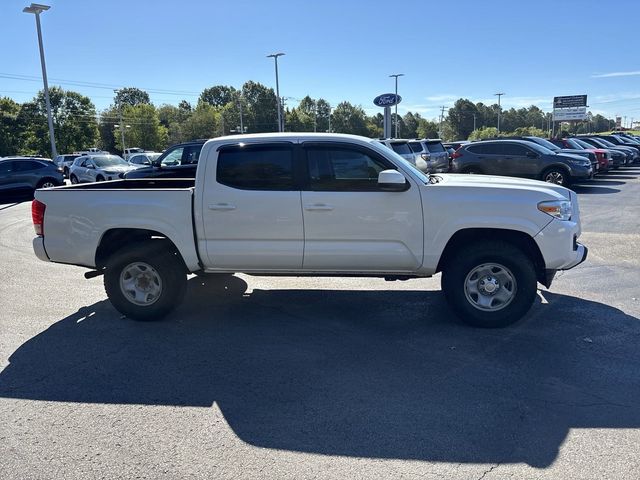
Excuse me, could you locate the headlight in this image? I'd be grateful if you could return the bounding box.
[538,200,572,221]
[568,158,589,166]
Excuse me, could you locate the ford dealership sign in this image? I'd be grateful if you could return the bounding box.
[373,93,402,107]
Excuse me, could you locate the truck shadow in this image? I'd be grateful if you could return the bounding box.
[1,276,638,468]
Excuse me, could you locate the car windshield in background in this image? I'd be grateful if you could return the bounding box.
[390,143,412,155]
[526,142,554,155]
[147,153,162,162]
[93,156,127,167]
[408,142,423,153]
[426,142,445,153]
[528,137,560,151]
[564,138,584,149]
[573,138,595,149]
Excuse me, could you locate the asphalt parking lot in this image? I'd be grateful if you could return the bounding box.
[1,169,639,479]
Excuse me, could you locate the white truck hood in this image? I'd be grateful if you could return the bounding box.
[436,173,571,200]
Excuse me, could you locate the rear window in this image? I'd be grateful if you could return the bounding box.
[425,142,445,153]
[408,142,423,153]
[217,145,294,190]
[390,143,412,155]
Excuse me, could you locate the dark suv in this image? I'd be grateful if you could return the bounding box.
[451,140,593,186]
[0,157,64,194]
[124,140,206,179]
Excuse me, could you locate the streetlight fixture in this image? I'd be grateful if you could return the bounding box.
[389,73,404,138]
[113,123,131,158]
[267,52,285,132]
[23,3,57,158]
[494,92,505,133]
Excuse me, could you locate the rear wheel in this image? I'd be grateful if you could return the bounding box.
[104,243,187,321]
[70,174,79,184]
[96,175,105,182]
[541,167,569,186]
[441,242,537,328]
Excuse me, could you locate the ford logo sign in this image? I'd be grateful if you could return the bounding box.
[373,93,402,107]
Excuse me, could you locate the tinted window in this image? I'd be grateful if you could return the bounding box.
[408,142,424,153]
[573,138,594,149]
[0,161,12,174]
[390,143,412,155]
[466,144,492,154]
[525,137,560,151]
[467,143,509,155]
[14,161,46,172]
[93,156,127,167]
[306,146,390,191]
[564,138,584,149]
[501,144,530,156]
[425,142,445,153]
[217,145,294,190]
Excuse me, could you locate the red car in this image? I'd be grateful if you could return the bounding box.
[549,138,610,173]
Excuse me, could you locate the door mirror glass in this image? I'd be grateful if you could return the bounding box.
[378,169,408,191]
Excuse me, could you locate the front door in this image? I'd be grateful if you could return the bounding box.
[300,142,424,272]
[200,142,304,271]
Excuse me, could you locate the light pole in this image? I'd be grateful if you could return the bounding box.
[113,124,130,158]
[267,52,285,132]
[389,73,404,138]
[494,92,505,133]
[23,3,57,158]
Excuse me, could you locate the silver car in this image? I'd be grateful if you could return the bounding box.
[377,139,416,166]
[69,154,139,184]
[407,139,450,173]
[127,152,161,168]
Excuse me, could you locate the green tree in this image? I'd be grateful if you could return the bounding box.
[181,104,218,140]
[114,87,150,107]
[330,102,369,136]
[241,81,278,133]
[468,126,499,140]
[416,119,439,139]
[447,99,478,140]
[199,85,237,108]
[0,97,21,156]
[115,104,167,152]
[97,107,119,153]
[403,112,422,139]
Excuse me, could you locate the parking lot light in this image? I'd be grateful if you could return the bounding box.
[389,74,404,138]
[23,3,57,159]
[495,92,505,133]
[267,53,285,132]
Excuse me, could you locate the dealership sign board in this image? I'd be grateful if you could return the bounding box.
[373,93,402,107]
[553,107,588,122]
[553,95,587,109]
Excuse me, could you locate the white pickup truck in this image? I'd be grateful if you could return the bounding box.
[31,133,587,328]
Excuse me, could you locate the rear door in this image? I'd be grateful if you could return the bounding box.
[0,161,15,191]
[200,142,304,270]
[300,142,423,272]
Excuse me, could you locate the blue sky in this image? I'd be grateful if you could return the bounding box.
[2,0,640,125]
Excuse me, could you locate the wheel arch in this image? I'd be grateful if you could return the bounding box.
[436,227,548,286]
[95,228,188,271]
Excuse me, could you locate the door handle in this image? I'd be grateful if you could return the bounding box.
[208,203,236,211]
[304,203,333,211]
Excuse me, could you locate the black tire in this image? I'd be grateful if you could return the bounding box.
[541,167,569,186]
[441,241,537,328]
[104,243,187,321]
[36,178,58,189]
[63,167,69,177]
[70,174,79,184]
[96,175,105,182]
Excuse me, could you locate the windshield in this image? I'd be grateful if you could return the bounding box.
[525,142,555,155]
[526,137,560,152]
[572,138,594,149]
[369,140,430,183]
[425,142,446,153]
[93,155,127,167]
[564,138,584,149]
[597,138,616,147]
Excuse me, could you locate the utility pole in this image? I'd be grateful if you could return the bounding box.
[238,93,244,133]
[23,3,57,158]
[114,89,127,157]
[439,106,446,138]
[473,113,477,132]
[494,92,505,133]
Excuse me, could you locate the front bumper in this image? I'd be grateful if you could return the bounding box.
[32,236,49,262]
[534,219,588,271]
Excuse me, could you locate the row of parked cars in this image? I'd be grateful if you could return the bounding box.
[377,132,640,187]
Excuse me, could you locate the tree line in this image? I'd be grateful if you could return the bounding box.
[0,85,617,158]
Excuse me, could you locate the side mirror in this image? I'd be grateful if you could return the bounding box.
[378,169,409,192]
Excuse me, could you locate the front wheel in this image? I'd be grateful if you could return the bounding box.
[104,244,187,321]
[70,174,79,184]
[441,242,538,328]
[541,168,569,186]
